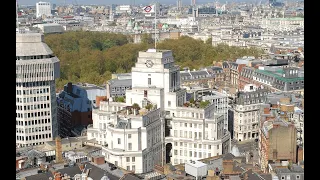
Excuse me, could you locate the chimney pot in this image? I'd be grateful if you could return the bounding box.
[67,82,72,94]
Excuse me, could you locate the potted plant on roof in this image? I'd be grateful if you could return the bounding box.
[132,103,140,115]
[200,100,210,108]
[145,104,153,111]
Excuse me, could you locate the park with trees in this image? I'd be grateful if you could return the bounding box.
[44,31,262,90]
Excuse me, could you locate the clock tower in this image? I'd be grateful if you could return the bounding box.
[126,49,186,111]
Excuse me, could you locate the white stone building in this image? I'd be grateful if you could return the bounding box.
[87,101,164,174]
[87,49,231,171]
[202,91,229,130]
[36,1,52,18]
[166,108,230,165]
[16,32,60,147]
[233,84,269,142]
[260,17,304,31]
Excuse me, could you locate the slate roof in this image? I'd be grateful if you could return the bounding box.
[244,169,264,180]
[26,149,46,158]
[260,174,272,180]
[255,69,304,83]
[121,173,143,180]
[86,163,119,180]
[223,153,235,161]
[25,172,53,180]
[24,162,119,180]
[222,62,229,68]
[108,79,132,87]
[235,89,269,105]
[57,165,83,177]
[275,168,291,173]
[290,165,304,173]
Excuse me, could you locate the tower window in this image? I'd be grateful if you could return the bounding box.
[148,78,151,85]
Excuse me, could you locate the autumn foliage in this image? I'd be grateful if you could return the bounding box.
[44,31,262,91]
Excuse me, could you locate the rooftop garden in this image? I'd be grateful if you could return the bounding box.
[117,103,156,116]
[183,98,211,109]
[114,96,125,103]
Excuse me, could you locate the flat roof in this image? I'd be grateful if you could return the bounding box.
[74,83,105,91]
[186,160,207,168]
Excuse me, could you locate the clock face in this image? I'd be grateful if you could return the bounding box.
[145,60,154,68]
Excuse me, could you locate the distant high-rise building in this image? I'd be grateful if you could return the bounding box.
[109,6,114,21]
[36,1,52,18]
[269,0,275,4]
[177,0,182,10]
[16,33,60,148]
[191,0,196,6]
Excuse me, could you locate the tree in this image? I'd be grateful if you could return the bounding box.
[145,104,153,111]
[132,103,140,110]
[45,32,263,91]
[205,37,212,45]
[189,98,195,104]
[141,33,154,45]
[115,96,125,102]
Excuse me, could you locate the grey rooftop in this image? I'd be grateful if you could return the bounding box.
[108,79,132,87]
[16,33,53,56]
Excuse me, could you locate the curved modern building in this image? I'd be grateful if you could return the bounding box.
[16,32,60,148]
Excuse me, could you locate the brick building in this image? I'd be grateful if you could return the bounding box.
[180,66,224,88]
[229,63,246,89]
[259,119,297,173]
[238,67,256,90]
[57,83,105,137]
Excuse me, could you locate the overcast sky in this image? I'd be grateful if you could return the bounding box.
[18,0,256,6]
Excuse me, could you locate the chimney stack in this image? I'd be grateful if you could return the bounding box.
[106,82,110,100]
[55,136,63,163]
[54,172,62,180]
[67,82,72,94]
[79,163,85,171]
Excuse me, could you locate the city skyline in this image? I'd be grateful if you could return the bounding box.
[18,0,268,6]
[16,0,304,178]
